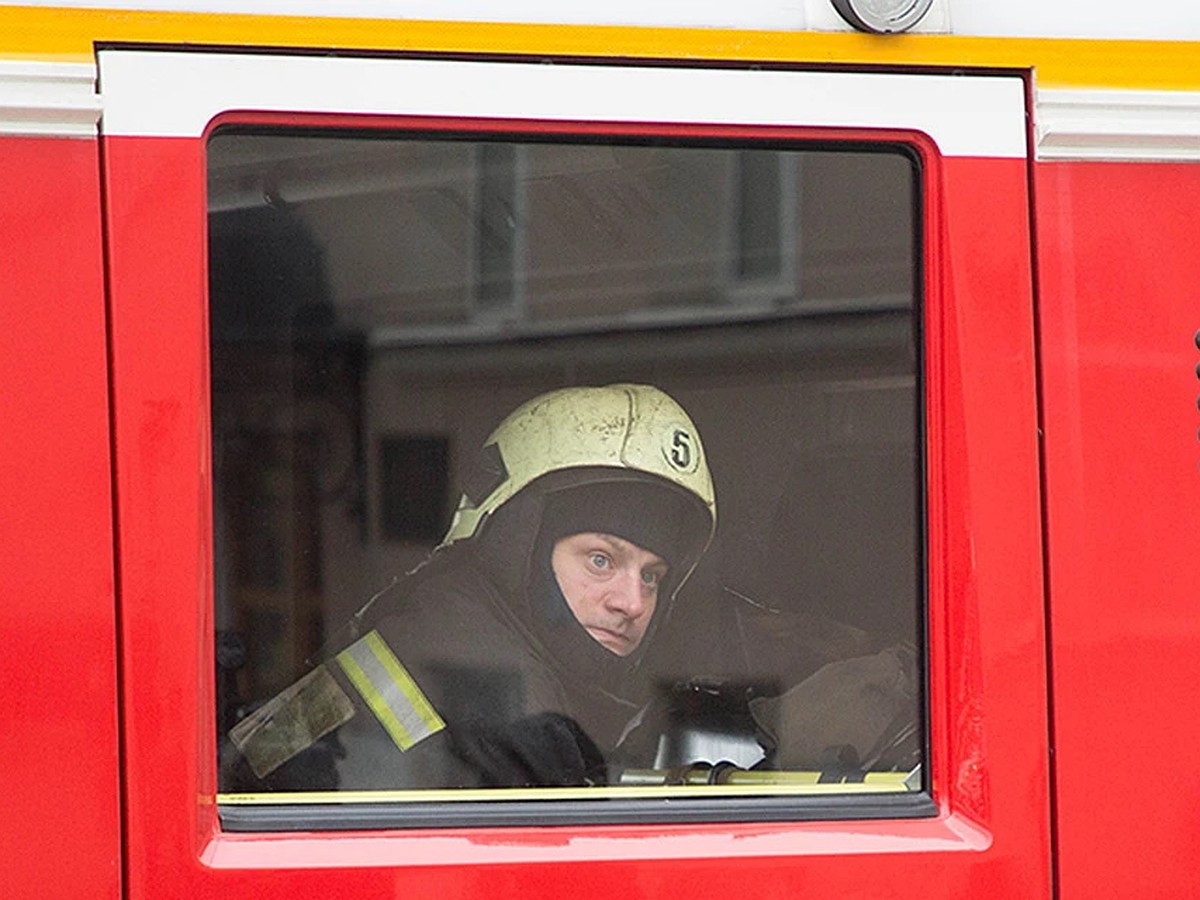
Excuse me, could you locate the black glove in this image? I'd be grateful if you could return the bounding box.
[448,712,607,787]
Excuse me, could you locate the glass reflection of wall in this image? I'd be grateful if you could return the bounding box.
[208,134,918,755]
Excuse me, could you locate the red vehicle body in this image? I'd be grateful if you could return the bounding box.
[2,4,1198,898]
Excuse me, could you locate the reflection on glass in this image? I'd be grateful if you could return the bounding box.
[209,132,922,804]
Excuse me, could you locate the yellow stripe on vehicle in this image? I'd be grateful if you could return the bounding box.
[3,7,1200,92]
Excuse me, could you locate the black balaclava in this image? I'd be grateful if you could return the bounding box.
[526,482,696,682]
[538,482,695,571]
[470,476,702,746]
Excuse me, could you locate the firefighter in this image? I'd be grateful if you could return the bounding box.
[228,383,716,790]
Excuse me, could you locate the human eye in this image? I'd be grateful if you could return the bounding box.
[589,552,611,570]
[641,568,664,588]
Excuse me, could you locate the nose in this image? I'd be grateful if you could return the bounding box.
[605,570,648,619]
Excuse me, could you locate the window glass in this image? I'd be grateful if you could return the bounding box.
[210,131,923,815]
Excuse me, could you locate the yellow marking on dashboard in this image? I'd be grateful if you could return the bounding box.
[219,782,909,805]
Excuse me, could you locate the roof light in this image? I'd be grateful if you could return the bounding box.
[830,0,934,33]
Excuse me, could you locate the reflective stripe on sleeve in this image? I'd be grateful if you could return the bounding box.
[336,630,445,752]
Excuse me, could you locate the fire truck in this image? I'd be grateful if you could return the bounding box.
[3,1,1199,897]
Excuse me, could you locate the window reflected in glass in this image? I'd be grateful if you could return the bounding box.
[209,131,923,815]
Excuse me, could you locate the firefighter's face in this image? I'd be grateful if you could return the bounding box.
[550,532,668,656]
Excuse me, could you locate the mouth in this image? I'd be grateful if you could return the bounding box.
[587,626,634,656]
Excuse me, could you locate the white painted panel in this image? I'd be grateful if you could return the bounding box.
[953,0,1200,40]
[99,51,1026,158]
[11,0,807,30]
[1036,88,1200,161]
[0,60,99,137]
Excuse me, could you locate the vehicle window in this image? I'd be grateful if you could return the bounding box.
[210,130,924,823]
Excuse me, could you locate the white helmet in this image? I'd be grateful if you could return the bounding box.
[443,383,716,586]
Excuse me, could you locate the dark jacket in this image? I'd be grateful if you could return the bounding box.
[231,546,646,792]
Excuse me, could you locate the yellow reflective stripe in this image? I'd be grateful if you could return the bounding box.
[336,631,444,752]
[361,631,445,737]
[336,648,415,750]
